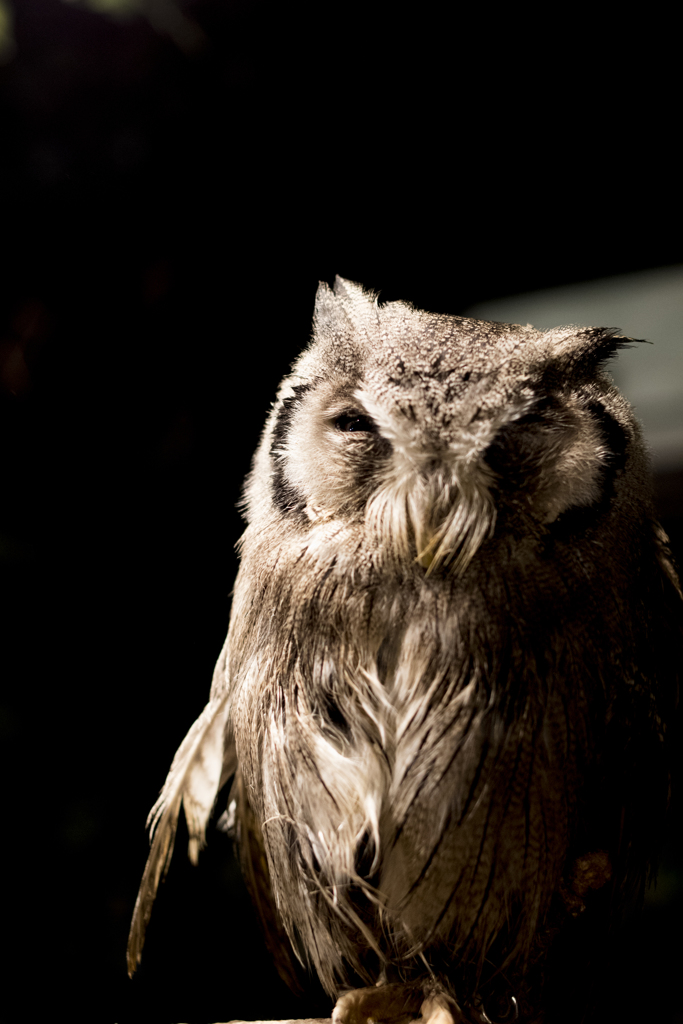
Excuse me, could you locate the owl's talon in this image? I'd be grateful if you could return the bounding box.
[332,984,424,1024]
[332,985,462,1024]
[418,996,459,1024]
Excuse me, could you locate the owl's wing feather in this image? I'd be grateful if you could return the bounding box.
[127,694,235,976]
[231,768,307,996]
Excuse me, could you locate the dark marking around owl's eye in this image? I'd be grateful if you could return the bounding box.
[586,400,629,473]
[549,401,631,539]
[269,383,312,518]
[335,413,377,434]
[482,396,564,478]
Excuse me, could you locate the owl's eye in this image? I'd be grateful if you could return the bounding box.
[335,413,376,433]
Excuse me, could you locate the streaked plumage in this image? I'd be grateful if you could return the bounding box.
[128,278,681,1023]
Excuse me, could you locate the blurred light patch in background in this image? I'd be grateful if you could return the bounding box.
[0,0,15,64]
[466,265,683,472]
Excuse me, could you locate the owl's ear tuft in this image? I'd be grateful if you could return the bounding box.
[333,276,374,300]
[313,278,367,323]
[332,276,380,315]
[312,277,379,345]
[313,277,373,310]
[546,326,646,377]
[313,280,339,322]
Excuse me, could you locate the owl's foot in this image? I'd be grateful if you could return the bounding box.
[332,984,460,1024]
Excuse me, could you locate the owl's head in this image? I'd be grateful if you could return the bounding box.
[245,277,644,576]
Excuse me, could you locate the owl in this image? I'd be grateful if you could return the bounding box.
[128,278,681,1023]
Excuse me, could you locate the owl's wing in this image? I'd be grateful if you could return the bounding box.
[127,693,236,976]
[610,521,683,911]
[230,768,307,996]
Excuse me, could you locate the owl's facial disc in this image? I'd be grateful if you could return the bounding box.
[482,394,625,525]
[273,385,391,520]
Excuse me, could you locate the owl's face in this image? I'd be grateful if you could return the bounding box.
[245,277,641,577]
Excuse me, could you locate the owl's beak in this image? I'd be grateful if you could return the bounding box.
[410,485,454,574]
[417,550,434,570]
[410,479,458,574]
[416,538,437,571]
[408,467,496,576]
[414,511,452,574]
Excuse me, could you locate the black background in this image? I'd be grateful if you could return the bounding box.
[0,2,681,1022]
